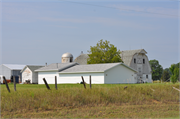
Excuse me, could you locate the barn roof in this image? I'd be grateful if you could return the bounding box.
[120,49,147,66]
[35,62,78,72]
[21,65,44,73]
[74,53,89,65]
[2,64,26,70]
[59,63,137,73]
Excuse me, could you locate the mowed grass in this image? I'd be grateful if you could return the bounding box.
[1,83,179,118]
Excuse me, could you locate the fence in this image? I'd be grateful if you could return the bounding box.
[2,75,92,92]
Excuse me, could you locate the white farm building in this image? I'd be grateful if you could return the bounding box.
[36,62,137,84]
[75,49,152,83]
[59,63,137,84]
[35,53,137,84]
[21,65,44,84]
[0,64,26,82]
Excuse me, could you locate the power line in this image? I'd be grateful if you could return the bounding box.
[59,0,179,17]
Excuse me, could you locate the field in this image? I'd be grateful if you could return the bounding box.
[1,83,179,118]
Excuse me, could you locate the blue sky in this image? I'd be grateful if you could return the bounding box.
[0,0,179,69]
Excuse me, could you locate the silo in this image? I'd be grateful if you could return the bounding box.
[62,52,73,63]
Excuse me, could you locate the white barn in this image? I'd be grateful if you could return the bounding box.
[59,63,137,84]
[121,49,152,83]
[21,65,44,84]
[36,62,137,84]
[74,49,152,83]
[0,64,26,81]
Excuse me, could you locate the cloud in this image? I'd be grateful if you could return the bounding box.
[110,4,178,19]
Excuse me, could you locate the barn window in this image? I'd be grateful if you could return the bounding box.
[134,58,136,63]
[146,75,148,79]
[143,59,145,64]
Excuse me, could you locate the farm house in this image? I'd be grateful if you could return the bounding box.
[0,64,26,82]
[21,65,44,84]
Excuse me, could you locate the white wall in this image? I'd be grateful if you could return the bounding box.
[59,73,104,84]
[142,74,152,83]
[38,71,59,84]
[0,65,11,80]
[22,67,32,83]
[104,65,136,84]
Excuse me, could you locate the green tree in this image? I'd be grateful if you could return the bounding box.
[149,59,163,81]
[161,70,170,82]
[169,63,179,83]
[87,39,123,64]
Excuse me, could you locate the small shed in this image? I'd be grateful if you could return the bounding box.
[0,64,26,82]
[21,65,44,84]
[59,63,137,84]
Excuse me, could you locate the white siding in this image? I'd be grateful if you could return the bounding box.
[104,65,136,84]
[59,73,104,84]
[22,67,32,83]
[142,74,152,83]
[38,71,58,84]
[0,65,11,80]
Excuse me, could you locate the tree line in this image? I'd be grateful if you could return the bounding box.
[149,60,179,84]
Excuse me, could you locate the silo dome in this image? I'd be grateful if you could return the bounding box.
[62,52,73,58]
[62,52,73,63]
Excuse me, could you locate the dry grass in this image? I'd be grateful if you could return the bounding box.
[1,83,179,118]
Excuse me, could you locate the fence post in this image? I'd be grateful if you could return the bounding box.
[55,76,57,90]
[89,75,91,89]
[43,78,51,90]
[13,76,16,91]
[3,76,10,93]
[81,76,86,89]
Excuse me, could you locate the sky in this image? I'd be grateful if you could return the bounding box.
[0,0,179,69]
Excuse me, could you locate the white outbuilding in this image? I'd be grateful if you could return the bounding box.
[59,63,137,84]
[21,65,44,84]
[35,62,78,84]
[36,62,137,84]
[0,64,26,82]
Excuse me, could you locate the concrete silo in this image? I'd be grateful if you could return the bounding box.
[61,52,73,63]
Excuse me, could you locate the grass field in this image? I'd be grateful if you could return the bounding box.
[1,83,179,118]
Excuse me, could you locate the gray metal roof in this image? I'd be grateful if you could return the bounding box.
[59,63,137,73]
[120,49,147,66]
[2,64,26,70]
[74,53,89,65]
[62,52,73,58]
[21,65,44,73]
[35,62,78,72]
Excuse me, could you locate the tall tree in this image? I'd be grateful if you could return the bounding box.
[161,70,170,82]
[149,59,163,81]
[169,63,179,83]
[87,39,123,64]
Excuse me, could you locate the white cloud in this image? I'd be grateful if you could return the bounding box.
[110,4,178,19]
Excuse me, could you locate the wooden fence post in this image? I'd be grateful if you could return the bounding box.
[55,76,57,90]
[43,78,51,90]
[13,76,16,91]
[81,76,86,89]
[3,76,10,93]
[89,75,91,89]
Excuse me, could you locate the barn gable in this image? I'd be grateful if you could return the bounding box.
[120,49,147,66]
